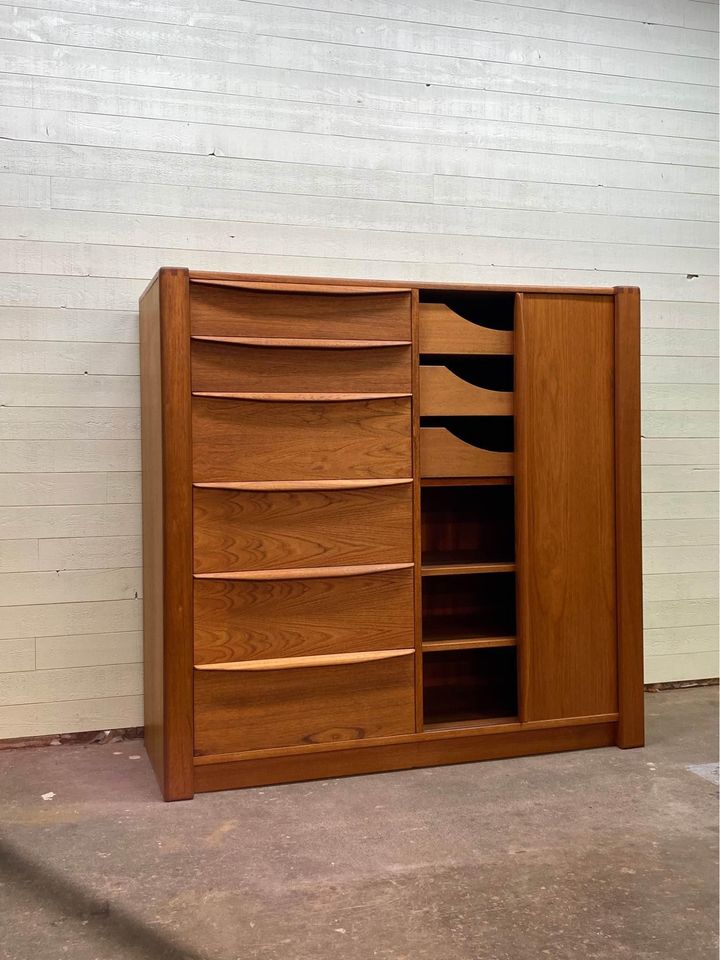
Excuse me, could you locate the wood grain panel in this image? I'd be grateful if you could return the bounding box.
[194,654,415,755]
[420,366,513,416]
[194,566,415,663]
[419,303,513,354]
[420,427,514,478]
[190,282,411,340]
[192,396,411,482]
[516,293,618,721]
[191,339,411,394]
[193,483,412,572]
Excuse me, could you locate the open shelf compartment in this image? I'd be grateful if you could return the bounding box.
[421,571,516,643]
[423,646,518,727]
[421,483,515,573]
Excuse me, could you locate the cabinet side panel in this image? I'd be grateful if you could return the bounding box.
[140,276,164,785]
[159,268,194,799]
[516,294,618,721]
[614,288,644,748]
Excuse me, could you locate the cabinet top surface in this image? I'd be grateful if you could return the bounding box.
[142,267,637,300]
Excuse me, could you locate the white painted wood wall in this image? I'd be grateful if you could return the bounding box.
[0,0,717,738]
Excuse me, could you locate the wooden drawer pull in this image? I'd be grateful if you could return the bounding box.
[192,391,411,402]
[194,562,414,581]
[193,479,413,491]
[191,336,411,349]
[195,649,414,671]
[191,279,411,295]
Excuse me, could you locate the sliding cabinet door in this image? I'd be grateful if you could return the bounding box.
[515,294,618,722]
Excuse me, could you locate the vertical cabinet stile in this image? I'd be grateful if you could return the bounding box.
[614,287,644,748]
[513,292,528,724]
[411,289,424,731]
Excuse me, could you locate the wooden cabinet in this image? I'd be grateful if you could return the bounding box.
[140,270,643,800]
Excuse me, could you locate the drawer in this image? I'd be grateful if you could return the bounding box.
[194,481,413,573]
[420,427,513,478]
[190,279,412,341]
[191,339,411,394]
[420,366,513,417]
[192,396,412,482]
[194,564,415,663]
[194,650,415,755]
[419,303,513,354]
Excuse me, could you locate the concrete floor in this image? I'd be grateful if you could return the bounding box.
[0,688,717,960]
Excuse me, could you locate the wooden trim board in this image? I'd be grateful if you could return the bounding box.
[194,722,618,792]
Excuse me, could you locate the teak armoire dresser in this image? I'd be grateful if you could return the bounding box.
[140,268,643,801]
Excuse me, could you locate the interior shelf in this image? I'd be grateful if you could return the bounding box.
[422,637,516,653]
[422,558,515,576]
[422,614,516,645]
[421,477,513,487]
[423,647,519,726]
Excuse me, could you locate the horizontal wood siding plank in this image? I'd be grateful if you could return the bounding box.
[0,638,35,673]
[645,651,719,684]
[35,630,142,669]
[0,410,140,441]
[0,695,143,738]
[0,568,142,606]
[643,518,719,547]
[643,492,718,519]
[0,661,142,714]
[644,573,718,602]
[645,599,718,629]
[0,504,140,538]
[644,545,719,573]
[0,440,140,473]
[642,413,719,438]
[0,599,142,641]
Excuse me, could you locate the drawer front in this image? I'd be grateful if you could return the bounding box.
[192,340,411,395]
[190,281,412,341]
[420,427,513,478]
[194,566,415,663]
[194,652,415,755]
[420,366,513,417]
[419,303,513,354]
[194,483,413,573]
[192,396,412,482]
